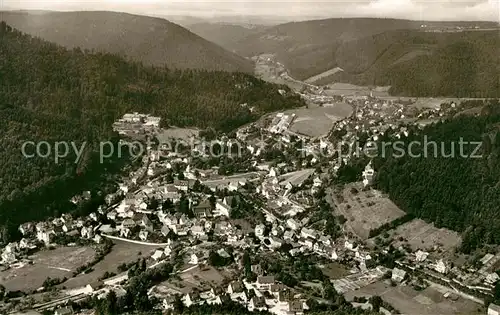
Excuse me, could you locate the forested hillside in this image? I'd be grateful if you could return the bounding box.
[0,11,254,73]
[0,22,304,241]
[373,100,500,252]
[333,30,500,97]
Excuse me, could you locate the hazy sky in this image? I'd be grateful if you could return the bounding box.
[2,0,500,21]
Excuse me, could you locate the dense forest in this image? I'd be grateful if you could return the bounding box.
[373,100,500,252]
[0,22,304,241]
[379,32,499,97]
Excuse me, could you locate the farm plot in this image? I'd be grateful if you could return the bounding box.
[0,246,95,292]
[157,265,229,295]
[335,183,406,239]
[333,266,389,294]
[157,127,200,143]
[285,105,353,138]
[324,83,391,97]
[320,262,351,280]
[304,67,344,84]
[344,281,480,315]
[383,219,461,253]
[62,240,156,289]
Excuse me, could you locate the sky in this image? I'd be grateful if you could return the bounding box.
[2,0,499,22]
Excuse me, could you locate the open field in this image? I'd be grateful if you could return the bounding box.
[320,262,351,279]
[62,240,157,289]
[409,98,453,110]
[392,49,433,66]
[284,105,353,137]
[157,127,200,143]
[334,183,406,239]
[324,83,391,97]
[157,264,230,295]
[305,67,344,84]
[373,219,462,254]
[0,246,95,292]
[398,117,443,127]
[344,281,481,315]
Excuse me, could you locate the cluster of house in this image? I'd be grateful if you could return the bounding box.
[0,115,333,267]
[106,193,245,244]
[392,246,500,301]
[253,215,376,271]
[161,275,308,315]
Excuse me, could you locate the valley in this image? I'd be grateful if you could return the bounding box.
[0,9,499,315]
[227,19,500,98]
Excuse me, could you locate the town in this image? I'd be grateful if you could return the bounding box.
[1,94,499,315]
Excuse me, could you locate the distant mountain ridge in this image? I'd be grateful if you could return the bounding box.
[226,17,499,97]
[187,22,269,53]
[0,10,254,73]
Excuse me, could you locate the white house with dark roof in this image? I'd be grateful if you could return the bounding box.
[287,218,300,231]
[141,214,154,232]
[152,250,166,261]
[391,268,407,283]
[415,250,429,262]
[191,225,205,237]
[174,179,189,192]
[189,251,208,265]
[255,224,266,239]
[434,259,449,274]
[120,228,131,238]
[283,230,295,241]
[121,218,136,230]
[183,292,200,307]
[54,306,74,315]
[161,225,171,237]
[256,275,275,291]
[288,300,304,314]
[362,160,375,187]
[486,272,500,285]
[248,296,266,310]
[319,235,332,246]
[81,226,94,239]
[269,236,284,249]
[139,230,149,241]
[18,222,34,236]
